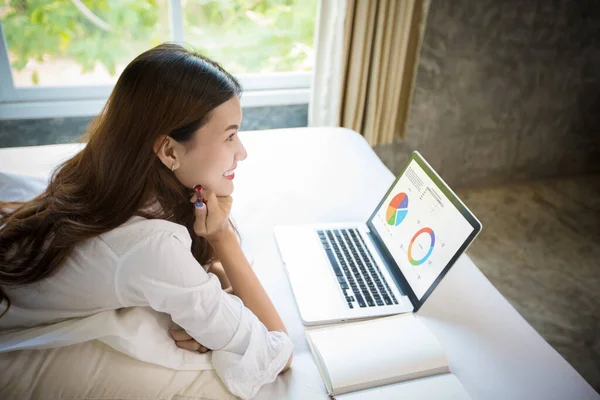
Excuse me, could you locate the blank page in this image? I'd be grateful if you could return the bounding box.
[306,314,449,394]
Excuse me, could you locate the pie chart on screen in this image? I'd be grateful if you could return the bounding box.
[386,193,409,226]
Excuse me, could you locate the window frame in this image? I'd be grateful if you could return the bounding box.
[0,0,311,120]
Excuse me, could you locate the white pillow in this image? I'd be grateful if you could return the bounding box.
[0,171,48,202]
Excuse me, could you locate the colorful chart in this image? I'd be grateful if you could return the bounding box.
[386,193,409,226]
[408,227,435,266]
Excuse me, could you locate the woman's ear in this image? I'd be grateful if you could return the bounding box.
[154,135,179,170]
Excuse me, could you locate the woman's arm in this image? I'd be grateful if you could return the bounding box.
[206,261,233,294]
[210,230,286,333]
[210,229,292,370]
[190,189,292,371]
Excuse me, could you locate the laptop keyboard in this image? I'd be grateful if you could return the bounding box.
[317,228,399,309]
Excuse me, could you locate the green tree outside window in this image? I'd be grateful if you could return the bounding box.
[1,0,317,86]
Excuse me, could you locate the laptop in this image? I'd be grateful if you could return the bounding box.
[273,151,482,325]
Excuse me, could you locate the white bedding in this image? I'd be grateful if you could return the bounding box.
[1,127,595,400]
[0,143,83,201]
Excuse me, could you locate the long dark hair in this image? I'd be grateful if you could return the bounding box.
[0,43,242,318]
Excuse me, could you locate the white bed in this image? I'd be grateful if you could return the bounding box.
[0,127,596,400]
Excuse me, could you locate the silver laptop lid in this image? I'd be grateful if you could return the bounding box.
[366,151,482,311]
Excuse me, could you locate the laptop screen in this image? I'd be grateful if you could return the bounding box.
[368,156,477,301]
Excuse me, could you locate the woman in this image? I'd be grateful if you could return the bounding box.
[0,43,293,399]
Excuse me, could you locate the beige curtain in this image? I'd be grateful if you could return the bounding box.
[310,0,429,146]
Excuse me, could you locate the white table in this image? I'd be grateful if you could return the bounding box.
[0,127,597,400]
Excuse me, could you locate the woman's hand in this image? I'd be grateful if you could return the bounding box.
[169,328,210,353]
[190,187,233,243]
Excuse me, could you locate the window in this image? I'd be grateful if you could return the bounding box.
[0,0,317,119]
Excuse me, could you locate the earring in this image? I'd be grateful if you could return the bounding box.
[171,164,175,171]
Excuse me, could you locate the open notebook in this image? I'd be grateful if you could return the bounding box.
[305,314,471,399]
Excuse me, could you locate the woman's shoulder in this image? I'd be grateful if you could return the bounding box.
[98,216,192,259]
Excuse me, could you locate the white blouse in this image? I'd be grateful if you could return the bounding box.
[0,216,293,399]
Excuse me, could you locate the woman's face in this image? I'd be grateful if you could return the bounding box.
[171,96,247,196]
